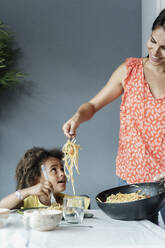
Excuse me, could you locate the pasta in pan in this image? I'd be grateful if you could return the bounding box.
[106,191,150,203]
[62,139,80,195]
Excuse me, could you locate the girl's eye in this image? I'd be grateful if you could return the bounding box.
[161,46,165,51]
[51,168,57,172]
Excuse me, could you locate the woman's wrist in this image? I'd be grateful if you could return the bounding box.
[77,102,95,122]
[73,112,81,124]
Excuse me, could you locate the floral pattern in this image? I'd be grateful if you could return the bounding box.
[116,58,165,183]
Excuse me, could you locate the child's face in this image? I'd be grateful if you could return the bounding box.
[40,157,67,194]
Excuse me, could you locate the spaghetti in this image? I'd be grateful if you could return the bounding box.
[62,139,80,195]
[47,203,63,211]
[106,191,149,203]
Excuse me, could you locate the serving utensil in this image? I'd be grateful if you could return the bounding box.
[69,137,76,143]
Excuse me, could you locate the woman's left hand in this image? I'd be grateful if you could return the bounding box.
[153,173,165,181]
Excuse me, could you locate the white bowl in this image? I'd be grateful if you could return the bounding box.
[23,209,63,231]
[0,208,10,228]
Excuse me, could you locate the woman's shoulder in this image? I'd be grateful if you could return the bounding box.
[125,57,142,67]
[124,57,142,79]
[120,58,143,88]
[115,57,142,78]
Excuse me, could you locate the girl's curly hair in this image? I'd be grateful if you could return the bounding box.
[16,147,64,190]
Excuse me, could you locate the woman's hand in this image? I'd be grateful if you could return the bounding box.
[28,181,53,206]
[62,113,81,138]
[153,173,165,182]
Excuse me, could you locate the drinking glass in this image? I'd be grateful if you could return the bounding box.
[63,197,85,224]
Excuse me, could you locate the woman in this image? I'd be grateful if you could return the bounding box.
[63,9,165,223]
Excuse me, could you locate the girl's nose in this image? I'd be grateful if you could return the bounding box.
[59,169,65,177]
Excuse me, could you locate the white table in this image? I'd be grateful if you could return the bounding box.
[0,209,165,248]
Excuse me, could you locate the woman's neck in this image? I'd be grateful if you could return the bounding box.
[144,57,165,73]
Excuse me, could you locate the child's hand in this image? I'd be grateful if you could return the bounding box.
[28,181,53,206]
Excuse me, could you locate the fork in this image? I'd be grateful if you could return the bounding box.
[41,164,55,204]
[69,137,76,143]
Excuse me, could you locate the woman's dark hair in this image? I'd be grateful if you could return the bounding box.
[152,9,165,31]
[16,147,63,190]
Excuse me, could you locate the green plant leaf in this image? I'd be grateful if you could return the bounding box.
[0,20,24,90]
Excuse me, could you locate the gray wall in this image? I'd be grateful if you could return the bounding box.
[142,0,157,56]
[0,0,141,208]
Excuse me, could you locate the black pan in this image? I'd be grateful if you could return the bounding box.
[96,181,165,221]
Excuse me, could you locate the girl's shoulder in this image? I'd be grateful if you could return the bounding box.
[23,195,46,208]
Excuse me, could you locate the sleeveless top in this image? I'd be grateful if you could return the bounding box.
[116,57,165,184]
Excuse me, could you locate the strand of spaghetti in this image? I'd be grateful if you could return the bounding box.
[62,139,80,195]
[74,145,80,174]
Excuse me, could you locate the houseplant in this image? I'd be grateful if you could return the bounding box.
[0,21,23,90]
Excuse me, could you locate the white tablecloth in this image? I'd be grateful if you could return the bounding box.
[0,209,165,248]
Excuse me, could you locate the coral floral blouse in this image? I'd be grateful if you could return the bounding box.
[116,58,165,184]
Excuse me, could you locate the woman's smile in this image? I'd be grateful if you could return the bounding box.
[150,54,162,63]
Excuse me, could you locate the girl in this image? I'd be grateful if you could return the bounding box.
[0,147,90,209]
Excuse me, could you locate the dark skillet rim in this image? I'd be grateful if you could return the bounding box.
[95,181,165,205]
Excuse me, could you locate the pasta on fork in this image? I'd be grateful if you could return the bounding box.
[62,138,80,195]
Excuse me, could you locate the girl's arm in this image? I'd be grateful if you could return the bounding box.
[0,188,31,209]
[0,181,53,209]
[63,62,126,138]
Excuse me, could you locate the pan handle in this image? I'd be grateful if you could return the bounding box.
[156,178,165,194]
[158,178,165,190]
[153,174,165,194]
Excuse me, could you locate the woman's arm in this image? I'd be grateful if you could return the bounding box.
[63,62,126,138]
